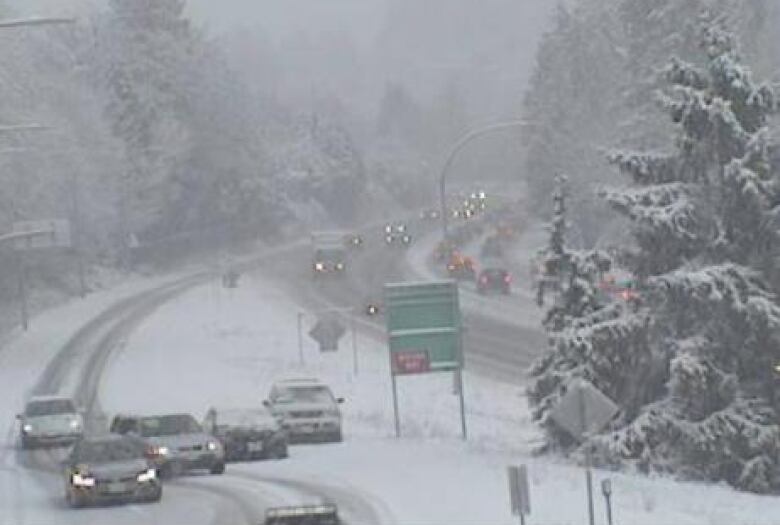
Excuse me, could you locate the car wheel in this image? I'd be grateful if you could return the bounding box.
[210,461,226,475]
[269,445,288,460]
[66,490,84,509]
[145,486,163,503]
[159,463,174,480]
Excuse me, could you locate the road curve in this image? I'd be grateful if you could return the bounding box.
[14,240,386,525]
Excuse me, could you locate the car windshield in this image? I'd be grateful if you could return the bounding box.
[140,415,202,437]
[315,248,343,261]
[74,439,145,464]
[274,386,334,405]
[25,399,76,416]
[217,409,275,427]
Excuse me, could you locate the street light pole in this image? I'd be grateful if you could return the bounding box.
[0,230,56,331]
[438,120,533,242]
[0,17,75,28]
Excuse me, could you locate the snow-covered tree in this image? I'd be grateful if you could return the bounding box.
[100,0,196,242]
[590,23,780,492]
[268,114,366,226]
[528,176,649,451]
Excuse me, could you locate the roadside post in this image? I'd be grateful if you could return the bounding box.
[601,478,614,525]
[508,464,531,525]
[1,219,71,330]
[549,378,618,525]
[384,280,467,439]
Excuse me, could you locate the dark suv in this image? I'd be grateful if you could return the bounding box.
[477,267,511,295]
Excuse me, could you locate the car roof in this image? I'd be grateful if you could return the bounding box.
[273,378,325,387]
[79,433,135,444]
[112,412,192,420]
[27,395,75,404]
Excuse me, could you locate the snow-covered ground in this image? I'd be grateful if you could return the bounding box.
[97,269,780,525]
[0,270,227,525]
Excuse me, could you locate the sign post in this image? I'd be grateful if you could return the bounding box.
[601,478,613,525]
[1,220,71,331]
[384,280,466,439]
[508,465,531,525]
[550,379,619,525]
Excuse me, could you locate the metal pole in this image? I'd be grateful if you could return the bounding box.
[578,383,595,525]
[18,251,28,331]
[604,492,613,525]
[391,371,401,438]
[351,314,358,376]
[457,368,467,440]
[69,171,86,298]
[297,312,305,366]
[0,17,76,28]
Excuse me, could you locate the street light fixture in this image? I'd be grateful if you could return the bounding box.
[0,124,51,133]
[438,119,534,242]
[0,17,75,29]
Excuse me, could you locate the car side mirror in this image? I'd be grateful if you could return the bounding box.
[336,398,345,404]
[15,414,22,420]
[262,400,270,408]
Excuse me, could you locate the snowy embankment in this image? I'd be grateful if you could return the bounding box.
[98,271,780,525]
[0,271,226,525]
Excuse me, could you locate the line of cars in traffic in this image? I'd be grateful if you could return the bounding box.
[16,378,346,517]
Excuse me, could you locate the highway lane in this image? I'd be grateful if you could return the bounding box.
[9,213,541,524]
[255,219,545,386]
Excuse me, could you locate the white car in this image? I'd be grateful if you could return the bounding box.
[264,379,344,443]
[18,395,84,449]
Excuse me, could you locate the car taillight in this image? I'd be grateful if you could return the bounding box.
[480,276,488,284]
[504,274,512,284]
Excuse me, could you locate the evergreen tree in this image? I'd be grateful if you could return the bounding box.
[528,176,646,451]
[591,23,780,492]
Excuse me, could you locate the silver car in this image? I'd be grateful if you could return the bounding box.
[265,379,344,443]
[110,413,225,477]
[63,434,162,507]
[17,395,84,449]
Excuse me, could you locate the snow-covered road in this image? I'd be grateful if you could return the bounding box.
[3,229,780,524]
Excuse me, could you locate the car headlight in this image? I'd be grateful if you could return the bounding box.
[206,441,219,452]
[137,468,156,483]
[335,262,345,270]
[69,419,81,430]
[71,473,96,488]
[314,262,325,271]
[148,445,169,457]
[22,423,33,433]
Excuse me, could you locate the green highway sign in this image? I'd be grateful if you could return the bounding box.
[384,280,462,373]
[383,279,467,439]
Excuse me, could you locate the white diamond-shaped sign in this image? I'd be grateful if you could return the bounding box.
[549,379,618,441]
[308,316,346,352]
